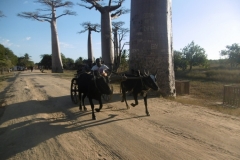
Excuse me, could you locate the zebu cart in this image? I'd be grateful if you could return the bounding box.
[70,70,114,104]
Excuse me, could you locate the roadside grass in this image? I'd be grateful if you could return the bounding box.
[0,72,14,91]
[52,70,76,80]
[175,67,240,116]
[0,72,16,117]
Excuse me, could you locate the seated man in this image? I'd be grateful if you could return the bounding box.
[91,58,109,76]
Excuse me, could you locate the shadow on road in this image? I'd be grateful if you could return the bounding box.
[0,93,147,159]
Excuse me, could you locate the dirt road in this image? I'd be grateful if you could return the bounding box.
[0,71,240,160]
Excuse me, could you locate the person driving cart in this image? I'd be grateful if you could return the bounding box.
[91,58,109,76]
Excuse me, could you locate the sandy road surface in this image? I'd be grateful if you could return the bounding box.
[0,70,240,160]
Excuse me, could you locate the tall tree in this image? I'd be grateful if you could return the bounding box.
[78,22,100,62]
[78,0,127,69]
[220,43,240,68]
[130,0,175,97]
[182,41,208,71]
[18,0,76,73]
[112,21,129,71]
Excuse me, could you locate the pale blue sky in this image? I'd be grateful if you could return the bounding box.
[0,0,240,63]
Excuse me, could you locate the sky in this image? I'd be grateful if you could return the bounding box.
[0,0,240,63]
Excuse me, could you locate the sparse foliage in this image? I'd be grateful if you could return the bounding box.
[112,21,129,71]
[78,22,100,34]
[182,41,208,71]
[39,54,52,69]
[220,43,240,68]
[173,50,187,71]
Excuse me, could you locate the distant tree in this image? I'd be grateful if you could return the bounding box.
[220,43,240,68]
[18,0,76,73]
[0,46,11,74]
[118,49,128,71]
[112,21,129,71]
[78,0,128,68]
[182,41,208,71]
[78,22,100,61]
[0,44,18,74]
[61,53,74,69]
[64,58,75,69]
[75,57,84,65]
[4,47,18,66]
[39,54,52,69]
[16,53,34,69]
[61,53,67,67]
[24,53,30,62]
[173,50,187,71]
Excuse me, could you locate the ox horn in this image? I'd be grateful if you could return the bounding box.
[143,69,148,76]
[154,69,158,77]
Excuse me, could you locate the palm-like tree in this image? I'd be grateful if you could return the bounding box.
[78,22,100,62]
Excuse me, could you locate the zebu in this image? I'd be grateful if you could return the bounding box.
[77,72,112,120]
[121,70,159,116]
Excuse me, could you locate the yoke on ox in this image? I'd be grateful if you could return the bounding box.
[121,70,159,116]
[77,73,112,120]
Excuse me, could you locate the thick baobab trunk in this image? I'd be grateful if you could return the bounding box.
[130,0,176,97]
[51,20,63,73]
[88,30,93,61]
[51,7,63,73]
[101,12,114,69]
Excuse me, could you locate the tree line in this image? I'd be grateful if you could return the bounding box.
[0,44,34,74]
[1,40,239,74]
[174,41,240,71]
[38,49,129,72]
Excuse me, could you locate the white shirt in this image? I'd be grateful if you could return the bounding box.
[91,64,109,72]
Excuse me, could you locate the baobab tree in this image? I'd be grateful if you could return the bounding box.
[130,0,176,97]
[78,0,127,69]
[78,22,100,62]
[112,21,129,71]
[18,0,76,73]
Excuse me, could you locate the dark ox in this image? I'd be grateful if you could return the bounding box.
[121,71,159,116]
[77,73,112,120]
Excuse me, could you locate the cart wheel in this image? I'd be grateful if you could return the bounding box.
[102,85,113,102]
[71,78,79,104]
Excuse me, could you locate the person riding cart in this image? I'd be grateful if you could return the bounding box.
[91,58,109,77]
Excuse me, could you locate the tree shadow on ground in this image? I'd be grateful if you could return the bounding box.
[0,94,146,159]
